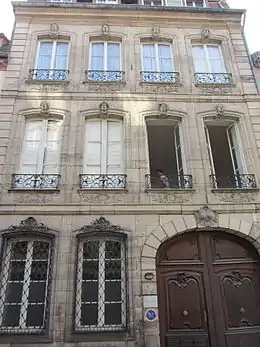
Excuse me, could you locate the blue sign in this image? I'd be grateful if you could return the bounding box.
[145,309,158,322]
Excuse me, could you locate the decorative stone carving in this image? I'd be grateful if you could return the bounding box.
[152,26,160,38]
[201,28,210,40]
[194,205,217,227]
[40,101,50,114]
[85,83,125,93]
[142,84,181,93]
[77,192,127,204]
[101,24,110,36]
[6,217,50,233]
[50,23,59,38]
[159,103,168,116]
[216,104,224,117]
[214,192,257,203]
[77,216,123,234]
[149,193,191,204]
[99,102,109,117]
[198,86,233,95]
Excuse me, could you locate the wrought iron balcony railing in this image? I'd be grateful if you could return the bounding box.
[85,70,125,83]
[140,71,180,84]
[80,174,127,189]
[12,174,60,189]
[145,174,193,189]
[194,72,233,85]
[28,69,69,81]
[210,174,257,189]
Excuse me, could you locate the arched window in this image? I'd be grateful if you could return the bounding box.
[0,218,55,334]
[74,217,127,332]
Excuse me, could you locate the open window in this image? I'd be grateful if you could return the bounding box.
[205,121,256,189]
[145,119,192,189]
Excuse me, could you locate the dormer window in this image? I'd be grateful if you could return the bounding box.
[185,0,205,7]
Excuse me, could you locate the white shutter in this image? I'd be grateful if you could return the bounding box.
[226,124,246,176]
[20,121,43,174]
[84,121,102,173]
[166,0,182,5]
[205,126,216,177]
[43,120,61,174]
[107,121,122,174]
[174,124,183,177]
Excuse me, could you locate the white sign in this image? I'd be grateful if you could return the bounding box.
[143,295,158,308]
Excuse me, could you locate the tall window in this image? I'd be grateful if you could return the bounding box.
[146,119,191,189]
[13,119,61,189]
[0,235,53,333]
[88,42,122,82]
[81,119,125,189]
[141,44,176,83]
[34,41,69,81]
[205,122,254,188]
[75,234,126,332]
[185,0,205,7]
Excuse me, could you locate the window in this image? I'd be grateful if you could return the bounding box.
[12,119,61,189]
[49,0,73,3]
[185,0,205,7]
[145,119,192,189]
[32,41,69,81]
[75,235,126,332]
[141,43,178,83]
[87,42,123,82]
[192,44,232,84]
[0,236,53,333]
[205,122,256,188]
[96,0,118,3]
[81,119,125,189]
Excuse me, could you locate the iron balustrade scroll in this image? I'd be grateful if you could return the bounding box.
[80,174,127,189]
[140,71,180,83]
[12,174,60,190]
[85,70,125,83]
[210,174,257,189]
[145,174,193,189]
[194,72,233,85]
[28,69,69,81]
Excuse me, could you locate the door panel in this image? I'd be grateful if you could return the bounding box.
[157,232,260,347]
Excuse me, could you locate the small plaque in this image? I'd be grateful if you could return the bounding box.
[143,295,158,308]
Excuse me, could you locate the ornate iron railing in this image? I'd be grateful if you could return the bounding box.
[194,72,233,85]
[140,71,180,83]
[28,69,69,81]
[12,174,60,189]
[80,174,127,189]
[85,70,125,82]
[210,174,257,189]
[145,174,193,189]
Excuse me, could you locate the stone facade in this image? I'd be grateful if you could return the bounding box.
[0,1,260,347]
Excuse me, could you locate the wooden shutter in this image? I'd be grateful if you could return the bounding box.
[43,120,61,174]
[107,121,122,174]
[20,121,43,174]
[84,121,102,173]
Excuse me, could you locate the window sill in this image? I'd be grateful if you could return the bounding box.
[83,80,126,85]
[146,188,194,193]
[0,334,52,344]
[67,331,133,343]
[25,79,69,85]
[140,81,181,86]
[195,82,235,87]
[78,188,128,193]
[211,188,259,193]
[8,188,60,193]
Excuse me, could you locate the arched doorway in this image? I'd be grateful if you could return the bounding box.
[156,231,260,347]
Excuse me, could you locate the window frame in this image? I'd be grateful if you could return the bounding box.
[89,41,122,72]
[141,43,174,73]
[35,40,70,71]
[192,43,226,74]
[184,0,206,7]
[74,233,127,332]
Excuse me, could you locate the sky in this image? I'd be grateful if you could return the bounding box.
[0,0,259,53]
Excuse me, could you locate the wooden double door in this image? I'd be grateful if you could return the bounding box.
[156,232,260,347]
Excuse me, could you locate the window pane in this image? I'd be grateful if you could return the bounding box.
[30,261,48,281]
[81,303,98,325]
[105,260,121,280]
[37,42,53,69]
[2,305,21,327]
[5,283,23,303]
[105,281,121,302]
[9,261,25,281]
[105,303,121,324]
[192,45,208,72]
[105,240,121,259]
[83,240,99,259]
[81,282,98,302]
[10,242,27,260]
[91,43,104,70]
[107,43,120,70]
[32,241,50,260]
[142,44,156,71]
[54,42,69,69]
[82,260,99,280]
[26,304,44,327]
[28,282,46,303]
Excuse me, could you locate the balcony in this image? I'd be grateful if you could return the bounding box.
[210,174,257,189]
[28,69,69,82]
[140,71,180,84]
[85,70,125,83]
[194,72,233,85]
[145,174,193,190]
[11,174,60,190]
[79,174,127,189]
